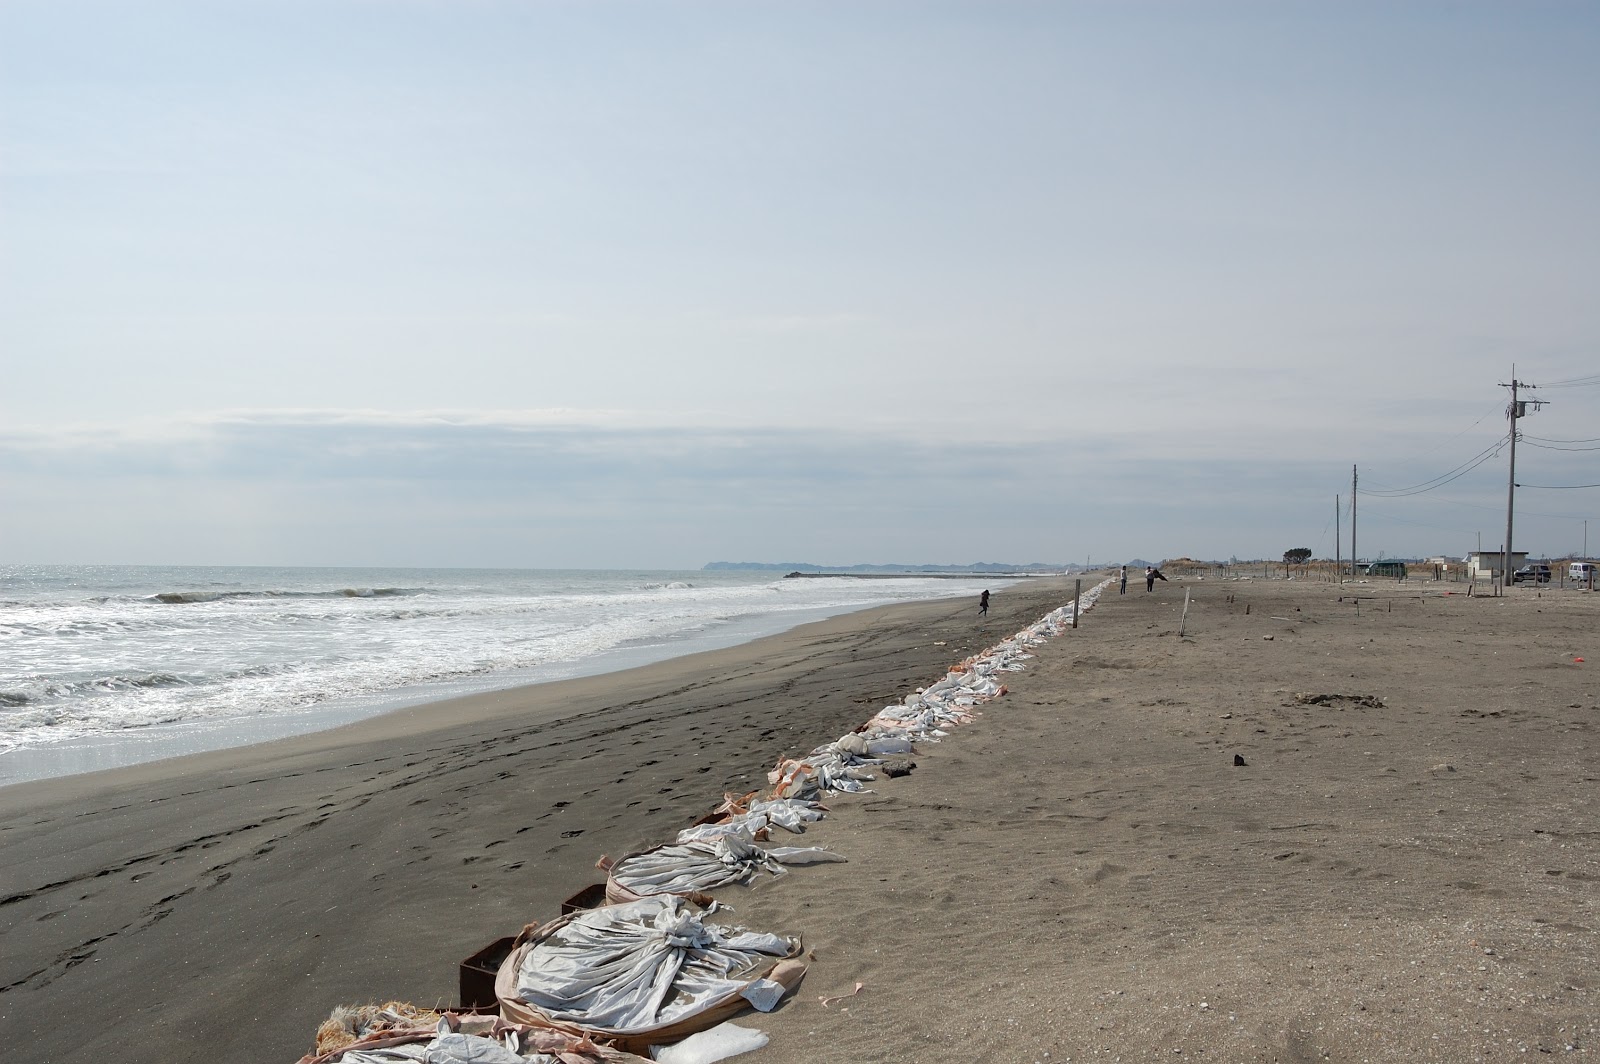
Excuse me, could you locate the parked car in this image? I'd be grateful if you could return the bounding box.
[1513,564,1551,584]
[1570,562,1596,582]
[1366,560,1407,578]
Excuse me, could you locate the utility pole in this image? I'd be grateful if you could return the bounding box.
[1503,376,1520,590]
[1351,465,1358,577]
[1500,369,1546,588]
[1335,495,1341,583]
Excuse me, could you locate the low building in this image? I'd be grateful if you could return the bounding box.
[1467,551,1529,580]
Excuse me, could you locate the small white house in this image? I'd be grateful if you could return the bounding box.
[1467,551,1528,579]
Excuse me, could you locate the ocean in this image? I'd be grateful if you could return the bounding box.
[0,564,1010,786]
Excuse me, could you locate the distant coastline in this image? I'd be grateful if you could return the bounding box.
[779,571,1059,579]
[703,560,1075,575]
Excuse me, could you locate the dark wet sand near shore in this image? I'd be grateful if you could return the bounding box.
[4,577,1597,1063]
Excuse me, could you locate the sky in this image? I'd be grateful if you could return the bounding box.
[3,1,1597,569]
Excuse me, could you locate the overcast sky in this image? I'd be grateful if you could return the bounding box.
[3,2,1597,569]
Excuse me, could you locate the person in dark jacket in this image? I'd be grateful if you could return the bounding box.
[978,589,990,615]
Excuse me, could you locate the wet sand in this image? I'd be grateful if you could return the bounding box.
[4,577,1597,1062]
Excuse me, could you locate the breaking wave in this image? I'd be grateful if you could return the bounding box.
[150,587,418,604]
[2,564,1013,770]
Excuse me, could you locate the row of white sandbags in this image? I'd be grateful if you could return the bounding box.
[473,583,1113,1062]
[604,829,846,903]
[768,581,1113,803]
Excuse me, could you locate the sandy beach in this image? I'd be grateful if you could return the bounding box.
[3,576,1596,1062]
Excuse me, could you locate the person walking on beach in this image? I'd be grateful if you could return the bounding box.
[978,589,990,616]
[1119,565,1127,595]
[1145,566,1167,592]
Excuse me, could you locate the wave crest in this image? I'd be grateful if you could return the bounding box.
[151,587,417,604]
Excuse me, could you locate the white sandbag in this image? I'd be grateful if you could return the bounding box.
[762,846,846,866]
[675,817,760,844]
[833,732,869,758]
[651,1023,769,1064]
[747,798,824,833]
[512,896,799,1035]
[336,1047,429,1064]
[738,978,786,1012]
[424,1032,525,1064]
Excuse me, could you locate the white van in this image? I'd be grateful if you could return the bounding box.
[1571,562,1596,582]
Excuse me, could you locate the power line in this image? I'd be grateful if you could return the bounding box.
[1358,400,1509,490]
[1536,372,1600,389]
[1523,433,1600,444]
[1358,434,1509,497]
[1516,482,1600,490]
[1521,439,1600,452]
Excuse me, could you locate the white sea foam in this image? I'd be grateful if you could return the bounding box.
[0,565,1013,780]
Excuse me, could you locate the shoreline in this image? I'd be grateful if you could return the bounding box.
[1,583,1045,807]
[0,586,1014,789]
[6,576,1593,1063]
[1,578,1079,1064]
